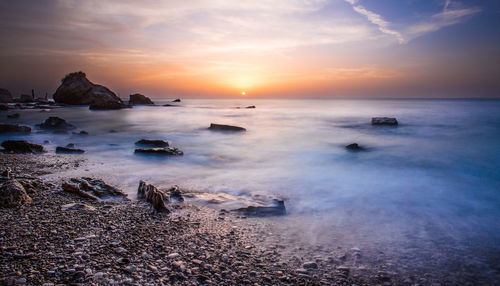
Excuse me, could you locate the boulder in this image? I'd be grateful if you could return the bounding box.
[0,88,13,103]
[208,123,246,132]
[135,139,169,148]
[1,140,44,153]
[137,181,170,212]
[56,146,85,154]
[62,178,128,200]
[0,124,31,134]
[19,94,34,103]
[7,113,20,118]
[129,93,154,105]
[53,71,126,109]
[38,117,75,130]
[172,98,181,102]
[232,199,286,217]
[346,143,364,151]
[371,117,398,126]
[0,180,31,207]
[134,147,183,156]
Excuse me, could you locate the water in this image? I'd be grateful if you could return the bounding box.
[3,98,500,282]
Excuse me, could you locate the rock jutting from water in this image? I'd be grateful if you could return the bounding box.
[172,98,181,102]
[134,147,183,156]
[208,123,246,132]
[129,93,154,105]
[62,177,129,201]
[37,116,75,130]
[232,199,286,217]
[0,124,31,134]
[371,117,398,126]
[345,143,364,151]
[1,140,44,153]
[6,113,20,119]
[53,71,127,110]
[135,139,169,148]
[56,146,85,154]
[137,180,170,212]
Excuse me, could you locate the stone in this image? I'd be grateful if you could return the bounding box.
[303,262,318,269]
[137,181,170,212]
[345,143,364,151]
[135,139,169,147]
[208,123,246,132]
[62,178,128,200]
[245,105,256,109]
[232,199,286,217]
[0,88,13,103]
[172,98,181,102]
[134,147,183,156]
[0,124,31,134]
[0,180,31,207]
[371,117,398,126]
[0,104,9,110]
[56,146,85,154]
[72,130,89,135]
[167,185,184,202]
[54,71,126,109]
[38,117,75,130]
[129,93,154,105]
[61,203,96,212]
[1,140,44,153]
[7,113,20,118]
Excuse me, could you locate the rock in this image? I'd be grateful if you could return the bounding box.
[135,139,169,148]
[72,130,89,135]
[134,147,183,156]
[172,98,181,102]
[38,117,75,130]
[232,199,286,217]
[0,124,31,134]
[56,146,85,154]
[62,178,128,200]
[1,140,44,153]
[303,262,318,269]
[0,180,31,207]
[129,93,154,105]
[66,143,75,148]
[7,113,20,118]
[345,143,364,151]
[208,123,246,132]
[61,203,96,212]
[115,247,128,255]
[162,104,181,107]
[0,88,13,103]
[245,105,256,109]
[0,104,9,110]
[371,117,398,126]
[167,253,180,259]
[167,185,184,202]
[19,94,34,103]
[137,181,170,212]
[54,71,126,109]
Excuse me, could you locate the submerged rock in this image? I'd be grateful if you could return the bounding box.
[1,140,44,153]
[166,185,184,202]
[246,105,256,109]
[56,146,85,154]
[232,199,286,217]
[0,124,31,134]
[135,139,169,148]
[134,147,183,156]
[62,178,128,200]
[371,117,398,126]
[137,181,170,212]
[72,130,89,135]
[172,98,181,102]
[129,93,154,105]
[7,113,20,118]
[208,123,246,132]
[345,143,364,151]
[38,116,75,130]
[53,71,126,109]
[0,88,13,103]
[0,180,31,207]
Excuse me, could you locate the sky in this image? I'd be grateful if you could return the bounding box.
[0,0,499,98]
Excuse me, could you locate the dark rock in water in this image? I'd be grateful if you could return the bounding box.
[208,123,246,132]
[66,143,75,148]
[56,146,85,154]
[0,88,13,103]
[62,177,128,200]
[245,105,256,109]
[371,117,398,126]
[167,185,184,202]
[137,181,170,212]
[0,104,9,110]
[129,93,154,105]
[38,116,75,130]
[1,140,44,153]
[72,130,89,135]
[162,104,181,107]
[0,124,31,134]
[0,180,31,207]
[53,71,126,109]
[7,113,20,118]
[232,199,286,217]
[346,143,364,151]
[135,147,183,156]
[19,94,34,103]
[135,139,169,148]
[172,98,181,102]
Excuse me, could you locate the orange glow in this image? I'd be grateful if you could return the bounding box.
[241,91,246,96]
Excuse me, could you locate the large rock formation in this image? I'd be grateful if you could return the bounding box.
[0,88,13,103]
[137,181,170,212]
[129,93,154,105]
[1,140,44,153]
[208,123,246,132]
[53,71,126,109]
[0,124,31,134]
[0,180,31,207]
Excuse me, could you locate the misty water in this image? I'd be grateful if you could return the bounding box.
[3,98,500,282]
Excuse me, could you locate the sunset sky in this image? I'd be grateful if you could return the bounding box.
[0,0,499,98]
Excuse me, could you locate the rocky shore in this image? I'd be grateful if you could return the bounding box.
[0,154,364,286]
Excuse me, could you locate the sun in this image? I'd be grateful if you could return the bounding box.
[241,91,246,96]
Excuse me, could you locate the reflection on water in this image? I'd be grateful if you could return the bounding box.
[3,98,500,282]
